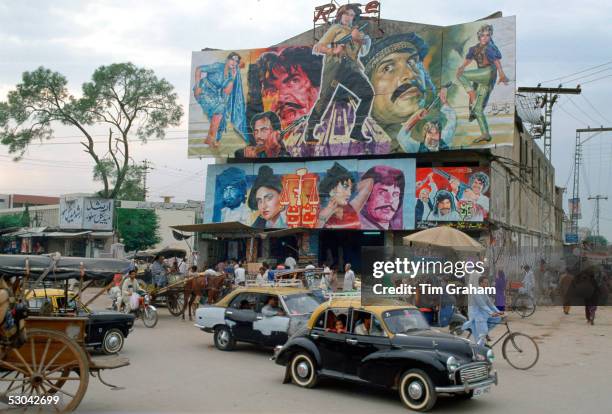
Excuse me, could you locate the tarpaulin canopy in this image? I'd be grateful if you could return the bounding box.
[403,226,484,252]
[0,254,131,281]
[171,222,263,239]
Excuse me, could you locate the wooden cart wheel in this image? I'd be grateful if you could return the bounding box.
[0,328,90,412]
[166,291,186,317]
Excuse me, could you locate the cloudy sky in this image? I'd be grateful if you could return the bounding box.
[1,0,611,238]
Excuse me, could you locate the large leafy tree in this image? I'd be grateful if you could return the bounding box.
[0,64,183,198]
[0,212,29,230]
[116,208,160,252]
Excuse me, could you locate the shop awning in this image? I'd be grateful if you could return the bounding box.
[90,231,114,238]
[41,231,92,238]
[262,227,318,239]
[171,222,261,238]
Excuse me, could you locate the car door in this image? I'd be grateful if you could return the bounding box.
[344,311,391,380]
[253,294,291,347]
[225,293,259,342]
[313,308,350,375]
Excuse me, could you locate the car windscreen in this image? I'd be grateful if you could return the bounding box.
[282,293,322,315]
[382,308,430,334]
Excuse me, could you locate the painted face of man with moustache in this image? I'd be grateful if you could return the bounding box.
[363,33,435,151]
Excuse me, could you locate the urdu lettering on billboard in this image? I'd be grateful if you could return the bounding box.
[188,15,516,159]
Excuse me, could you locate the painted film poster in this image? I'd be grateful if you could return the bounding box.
[188,15,515,159]
[203,159,416,230]
[415,167,490,227]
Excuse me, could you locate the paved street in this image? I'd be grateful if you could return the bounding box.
[79,293,612,413]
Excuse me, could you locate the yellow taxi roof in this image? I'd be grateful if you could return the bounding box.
[307,297,417,329]
[215,286,311,307]
[26,289,76,298]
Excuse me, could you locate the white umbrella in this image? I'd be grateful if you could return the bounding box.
[402,226,484,252]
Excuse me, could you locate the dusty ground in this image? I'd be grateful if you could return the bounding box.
[77,291,612,413]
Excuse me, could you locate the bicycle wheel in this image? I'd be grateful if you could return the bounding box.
[502,332,539,370]
[512,295,536,318]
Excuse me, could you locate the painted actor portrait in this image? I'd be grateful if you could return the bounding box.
[248,165,287,229]
[358,165,405,230]
[362,32,459,154]
[193,52,248,148]
[317,162,360,229]
[456,24,509,143]
[250,47,322,130]
[235,111,288,158]
[304,3,373,144]
[213,167,250,224]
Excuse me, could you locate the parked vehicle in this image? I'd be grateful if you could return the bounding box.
[194,286,324,351]
[26,289,135,354]
[273,297,497,412]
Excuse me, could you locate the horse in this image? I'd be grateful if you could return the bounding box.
[182,274,229,321]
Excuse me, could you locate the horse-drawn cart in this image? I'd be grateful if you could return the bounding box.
[0,254,131,412]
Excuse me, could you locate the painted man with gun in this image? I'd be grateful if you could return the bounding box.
[303,3,373,144]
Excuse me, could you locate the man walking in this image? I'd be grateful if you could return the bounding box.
[343,263,356,292]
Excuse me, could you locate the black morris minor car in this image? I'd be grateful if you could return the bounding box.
[26,289,135,354]
[273,297,497,412]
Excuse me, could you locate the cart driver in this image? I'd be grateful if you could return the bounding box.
[122,269,144,311]
[262,296,285,317]
[151,254,169,288]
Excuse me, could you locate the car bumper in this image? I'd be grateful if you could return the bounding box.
[194,323,213,333]
[435,371,498,393]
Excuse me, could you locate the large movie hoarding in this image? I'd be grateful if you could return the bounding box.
[188,16,515,158]
[203,159,416,230]
[415,166,490,227]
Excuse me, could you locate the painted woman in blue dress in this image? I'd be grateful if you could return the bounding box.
[193,52,248,147]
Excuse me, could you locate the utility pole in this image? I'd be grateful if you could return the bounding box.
[588,195,608,237]
[517,86,581,161]
[570,127,612,239]
[141,159,151,201]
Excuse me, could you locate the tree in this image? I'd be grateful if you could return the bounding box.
[116,208,160,252]
[584,235,608,247]
[94,162,145,201]
[0,64,183,198]
[0,213,29,230]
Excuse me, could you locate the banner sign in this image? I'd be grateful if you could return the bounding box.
[188,15,516,158]
[204,159,416,230]
[415,167,490,226]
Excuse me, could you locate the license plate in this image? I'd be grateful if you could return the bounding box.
[473,385,491,397]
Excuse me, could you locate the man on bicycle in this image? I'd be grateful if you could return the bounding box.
[520,265,535,300]
[465,276,503,341]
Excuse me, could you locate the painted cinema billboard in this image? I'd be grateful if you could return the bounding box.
[203,159,416,230]
[188,14,516,158]
[415,166,490,227]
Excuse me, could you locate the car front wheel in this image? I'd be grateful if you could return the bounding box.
[102,328,125,354]
[399,369,437,412]
[289,352,318,388]
[214,326,235,351]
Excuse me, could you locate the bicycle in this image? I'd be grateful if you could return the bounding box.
[453,317,539,370]
[507,285,536,318]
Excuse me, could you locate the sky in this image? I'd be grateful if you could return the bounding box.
[0,0,611,239]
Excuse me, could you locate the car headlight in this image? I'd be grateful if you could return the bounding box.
[487,349,495,363]
[446,356,460,372]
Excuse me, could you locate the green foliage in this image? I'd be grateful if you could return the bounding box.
[584,235,608,247]
[0,213,29,230]
[0,64,183,198]
[116,208,160,252]
[94,162,145,201]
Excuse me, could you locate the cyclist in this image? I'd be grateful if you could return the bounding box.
[464,275,503,342]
